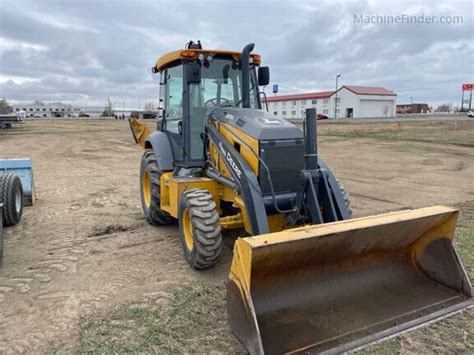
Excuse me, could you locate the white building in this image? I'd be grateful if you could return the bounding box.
[265,85,397,120]
[11,102,137,118]
[12,102,80,118]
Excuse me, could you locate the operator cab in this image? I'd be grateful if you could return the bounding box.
[153,41,270,168]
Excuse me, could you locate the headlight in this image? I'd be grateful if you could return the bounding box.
[206,55,213,62]
[198,53,205,62]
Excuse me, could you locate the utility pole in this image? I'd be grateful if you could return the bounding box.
[470,89,473,111]
[108,96,112,117]
[334,74,341,119]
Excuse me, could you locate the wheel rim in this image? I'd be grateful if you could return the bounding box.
[182,208,194,251]
[143,171,151,208]
[15,188,21,214]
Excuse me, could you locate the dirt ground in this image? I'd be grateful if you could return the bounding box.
[0,119,473,354]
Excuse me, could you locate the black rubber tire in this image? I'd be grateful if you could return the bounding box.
[140,150,175,225]
[0,209,3,263]
[0,173,23,227]
[178,189,222,269]
[336,177,352,218]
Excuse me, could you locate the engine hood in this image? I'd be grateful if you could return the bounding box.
[210,108,304,140]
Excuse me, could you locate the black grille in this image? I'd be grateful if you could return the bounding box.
[259,139,305,195]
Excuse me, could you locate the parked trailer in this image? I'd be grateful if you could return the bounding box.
[0,159,33,262]
[0,174,24,263]
[0,159,35,206]
[0,114,23,129]
[0,202,3,262]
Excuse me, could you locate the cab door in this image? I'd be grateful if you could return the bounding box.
[162,64,184,162]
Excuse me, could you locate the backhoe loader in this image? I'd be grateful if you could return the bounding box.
[130,41,472,354]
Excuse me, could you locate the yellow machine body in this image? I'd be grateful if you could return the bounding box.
[130,44,473,354]
[131,118,287,234]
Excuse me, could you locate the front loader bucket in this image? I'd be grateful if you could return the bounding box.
[227,206,472,354]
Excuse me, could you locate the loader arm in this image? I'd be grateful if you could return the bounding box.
[205,109,350,234]
[206,123,269,235]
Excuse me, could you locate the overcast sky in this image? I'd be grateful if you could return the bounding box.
[0,0,473,109]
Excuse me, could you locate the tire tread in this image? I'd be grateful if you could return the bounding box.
[141,150,175,225]
[179,189,222,269]
[0,173,23,227]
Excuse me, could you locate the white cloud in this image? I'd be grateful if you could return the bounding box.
[0,0,472,108]
[0,36,48,51]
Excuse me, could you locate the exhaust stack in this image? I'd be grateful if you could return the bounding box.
[241,43,255,108]
[304,108,318,170]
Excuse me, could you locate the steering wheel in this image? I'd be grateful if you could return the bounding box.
[204,97,230,107]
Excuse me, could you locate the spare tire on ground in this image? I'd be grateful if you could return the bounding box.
[0,173,24,227]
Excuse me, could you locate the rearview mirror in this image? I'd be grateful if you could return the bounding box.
[258,66,270,86]
[185,62,201,84]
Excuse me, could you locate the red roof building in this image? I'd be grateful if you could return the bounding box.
[342,85,396,96]
[264,85,397,119]
[264,91,334,102]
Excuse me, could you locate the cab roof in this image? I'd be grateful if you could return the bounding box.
[153,49,261,72]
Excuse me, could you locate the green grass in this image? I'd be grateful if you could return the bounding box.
[76,283,239,354]
[354,338,402,354]
[76,203,474,354]
[454,212,474,280]
[318,121,474,147]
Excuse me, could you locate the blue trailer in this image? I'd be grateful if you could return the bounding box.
[0,158,30,261]
[0,158,35,206]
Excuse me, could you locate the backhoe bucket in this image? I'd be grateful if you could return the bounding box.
[227,206,472,354]
[128,118,151,149]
